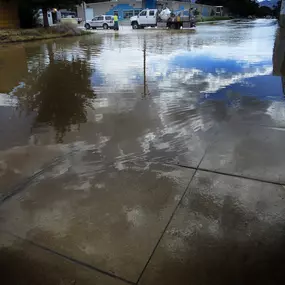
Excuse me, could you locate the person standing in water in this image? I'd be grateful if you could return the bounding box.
[114,13,119,30]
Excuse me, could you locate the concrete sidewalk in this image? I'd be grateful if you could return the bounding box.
[1,119,285,285]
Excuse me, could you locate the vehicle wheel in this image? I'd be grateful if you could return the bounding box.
[103,23,108,29]
[85,23,91,30]
[132,22,139,29]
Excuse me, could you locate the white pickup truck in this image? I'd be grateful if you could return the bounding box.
[130,8,196,30]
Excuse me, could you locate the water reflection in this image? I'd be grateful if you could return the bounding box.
[92,20,278,105]
[0,20,284,165]
[143,38,150,98]
[6,43,96,143]
[0,46,28,94]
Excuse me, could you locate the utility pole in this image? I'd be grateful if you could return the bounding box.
[280,0,285,27]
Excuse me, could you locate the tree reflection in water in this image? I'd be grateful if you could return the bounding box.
[15,49,96,143]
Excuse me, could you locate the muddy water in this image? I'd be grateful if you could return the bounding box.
[0,20,282,168]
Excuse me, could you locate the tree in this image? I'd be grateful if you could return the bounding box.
[18,1,39,28]
[196,0,260,17]
[273,0,282,19]
[20,0,82,27]
[257,6,273,17]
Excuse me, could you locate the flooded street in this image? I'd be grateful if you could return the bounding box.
[2,19,285,284]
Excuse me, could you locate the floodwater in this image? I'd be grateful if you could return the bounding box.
[3,19,285,285]
[0,19,282,167]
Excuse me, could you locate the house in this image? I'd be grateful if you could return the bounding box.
[0,0,19,29]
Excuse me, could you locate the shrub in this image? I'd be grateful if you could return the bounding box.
[20,29,42,36]
[50,23,81,36]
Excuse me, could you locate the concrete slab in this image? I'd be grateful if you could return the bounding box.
[0,107,34,151]
[0,144,69,201]
[227,97,285,129]
[0,157,194,282]
[139,171,285,285]
[0,231,128,285]
[200,124,285,183]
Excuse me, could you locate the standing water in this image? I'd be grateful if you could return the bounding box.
[0,20,281,167]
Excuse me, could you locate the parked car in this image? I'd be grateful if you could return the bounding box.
[85,15,115,30]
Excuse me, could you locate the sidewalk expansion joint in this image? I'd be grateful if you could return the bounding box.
[4,231,136,285]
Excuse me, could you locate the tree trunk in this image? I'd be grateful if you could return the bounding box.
[42,7,49,27]
[280,0,285,27]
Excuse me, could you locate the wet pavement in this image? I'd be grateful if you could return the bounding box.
[1,19,285,284]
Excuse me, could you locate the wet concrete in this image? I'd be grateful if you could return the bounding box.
[139,171,285,285]
[1,19,285,284]
[200,123,285,183]
[0,159,194,282]
[0,232,126,285]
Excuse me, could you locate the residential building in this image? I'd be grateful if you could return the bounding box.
[0,0,19,28]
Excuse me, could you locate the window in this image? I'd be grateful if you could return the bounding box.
[123,10,134,19]
[149,10,155,16]
[140,10,147,16]
[97,16,104,20]
[134,10,141,16]
[105,16,112,20]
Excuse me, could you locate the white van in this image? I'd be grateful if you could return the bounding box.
[85,15,115,30]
